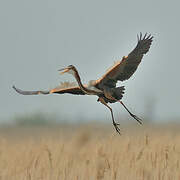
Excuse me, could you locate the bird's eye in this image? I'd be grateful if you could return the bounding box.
[68,65,73,68]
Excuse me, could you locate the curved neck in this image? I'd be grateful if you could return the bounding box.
[72,68,100,95]
[74,69,88,92]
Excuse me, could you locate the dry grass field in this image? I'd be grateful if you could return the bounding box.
[0,123,180,180]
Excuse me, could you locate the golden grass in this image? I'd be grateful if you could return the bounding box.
[0,124,180,180]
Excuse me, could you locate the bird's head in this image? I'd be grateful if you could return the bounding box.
[58,65,76,76]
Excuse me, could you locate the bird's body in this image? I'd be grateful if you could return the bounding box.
[13,33,153,134]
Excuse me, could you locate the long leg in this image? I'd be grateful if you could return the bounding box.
[98,97,121,134]
[119,101,142,125]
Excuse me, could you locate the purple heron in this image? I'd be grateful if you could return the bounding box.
[13,33,153,134]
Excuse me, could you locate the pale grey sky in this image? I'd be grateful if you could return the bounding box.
[1,0,180,122]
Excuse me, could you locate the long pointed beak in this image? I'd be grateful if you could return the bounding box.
[58,68,69,75]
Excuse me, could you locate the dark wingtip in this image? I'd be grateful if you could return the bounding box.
[12,85,25,95]
[12,85,17,91]
[12,85,20,94]
[138,32,154,41]
[140,32,142,40]
[143,33,147,40]
[137,34,139,41]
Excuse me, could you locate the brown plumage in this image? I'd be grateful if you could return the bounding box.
[13,82,85,95]
[13,33,153,134]
[95,33,153,89]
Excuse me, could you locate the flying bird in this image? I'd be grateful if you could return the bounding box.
[13,33,153,134]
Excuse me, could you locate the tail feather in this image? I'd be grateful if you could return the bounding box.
[112,86,125,100]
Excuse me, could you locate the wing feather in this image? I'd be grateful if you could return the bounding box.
[13,81,85,96]
[13,85,49,95]
[95,33,153,89]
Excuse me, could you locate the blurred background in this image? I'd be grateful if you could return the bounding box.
[1,0,180,125]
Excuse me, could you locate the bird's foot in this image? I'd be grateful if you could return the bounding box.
[113,122,121,135]
[130,113,142,125]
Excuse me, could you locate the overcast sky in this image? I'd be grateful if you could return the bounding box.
[1,0,180,123]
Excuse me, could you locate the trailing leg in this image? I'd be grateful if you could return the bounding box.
[98,97,121,134]
[119,101,142,125]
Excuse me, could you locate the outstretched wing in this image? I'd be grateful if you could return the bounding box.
[13,82,85,95]
[95,33,153,89]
